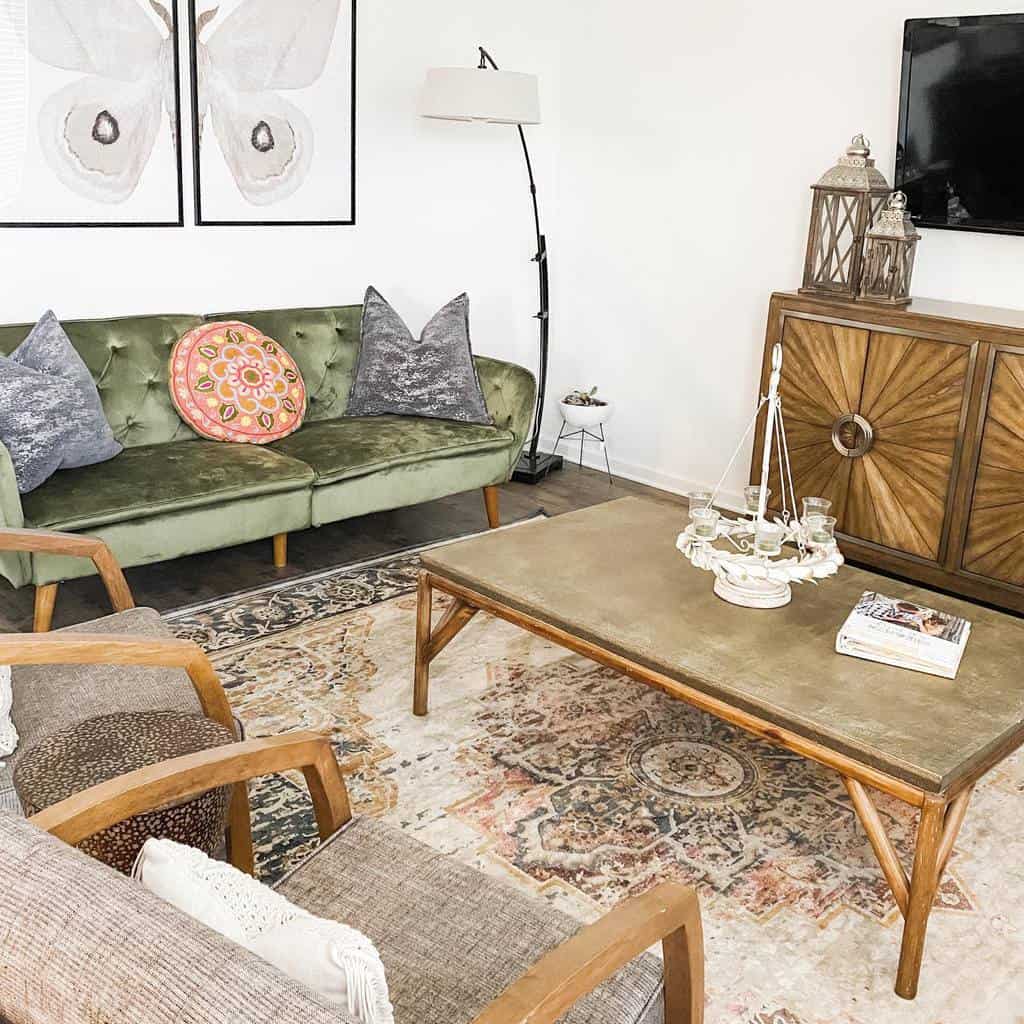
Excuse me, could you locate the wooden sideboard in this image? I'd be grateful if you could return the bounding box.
[753,291,1024,614]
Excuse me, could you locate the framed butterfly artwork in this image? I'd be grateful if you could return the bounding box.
[0,0,185,228]
[188,0,357,226]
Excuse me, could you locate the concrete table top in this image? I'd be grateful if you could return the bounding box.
[422,497,1024,793]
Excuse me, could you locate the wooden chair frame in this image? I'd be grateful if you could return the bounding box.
[0,631,254,874]
[0,527,135,632]
[30,731,704,1024]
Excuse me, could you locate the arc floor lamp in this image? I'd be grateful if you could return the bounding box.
[420,47,563,484]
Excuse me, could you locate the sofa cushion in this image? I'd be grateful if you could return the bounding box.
[22,439,315,532]
[276,817,665,1024]
[346,289,492,426]
[0,314,204,449]
[170,322,307,443]
[0,812,352,1024]
[209,306,362,424]
[270,416,515,486]
[8,607,201,772]
[0,311,123,493]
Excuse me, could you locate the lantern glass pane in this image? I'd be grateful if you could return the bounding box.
[811,193,861,290]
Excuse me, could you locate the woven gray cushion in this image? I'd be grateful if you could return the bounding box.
[0,763,17,813]
[0,311,122,492]
[345,288,493,425]
[8,607,202,772]
[277,817,665,1024]
[0,811,352,1024]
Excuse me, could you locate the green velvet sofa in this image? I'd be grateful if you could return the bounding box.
[0,305,535,628]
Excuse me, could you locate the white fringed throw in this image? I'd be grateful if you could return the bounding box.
[135,837,394,1024]
[0,665,17,759]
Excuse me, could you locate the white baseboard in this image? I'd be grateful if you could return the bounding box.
[540,434,746,513]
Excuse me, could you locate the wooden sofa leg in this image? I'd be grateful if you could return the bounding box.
[273,533,288,569]
[33,584,58,633]
[483,486,500,529]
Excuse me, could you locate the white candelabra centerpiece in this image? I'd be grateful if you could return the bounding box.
[676,344,844,609]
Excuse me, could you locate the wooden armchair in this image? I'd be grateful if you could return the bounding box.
[31,732,705,1024]
[0,525,252,869]
[0,630,254,874]
[0,527,135,632]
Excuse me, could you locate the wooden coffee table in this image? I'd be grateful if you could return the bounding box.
[413,497,1024,1000]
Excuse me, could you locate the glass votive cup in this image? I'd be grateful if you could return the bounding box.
[690,507,721,539]
[802,496,832,521]
[743,484,771,514]
[687,490,713,510]
[805,514,837,546]
[753,521,785,556]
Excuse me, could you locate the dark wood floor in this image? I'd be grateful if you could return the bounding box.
[0,465,684,632]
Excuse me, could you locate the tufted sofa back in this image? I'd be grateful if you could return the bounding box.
[0,307,364,449]
[0,305,526,452]
[0,315,203,449]
[209,305,363,423]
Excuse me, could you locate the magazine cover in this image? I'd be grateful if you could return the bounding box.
[849,592,970,645]
[837,591,971,678]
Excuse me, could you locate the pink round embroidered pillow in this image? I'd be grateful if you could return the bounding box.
[170,322,307,443]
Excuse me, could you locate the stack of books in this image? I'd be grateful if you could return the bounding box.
[836,591,971,680]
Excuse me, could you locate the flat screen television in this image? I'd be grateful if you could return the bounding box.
[897,14,1024,235]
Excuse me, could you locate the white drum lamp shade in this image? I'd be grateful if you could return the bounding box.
[420,67,540,125]
[0,0,26,205]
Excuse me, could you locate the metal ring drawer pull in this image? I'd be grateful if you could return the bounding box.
[831,413,874,458]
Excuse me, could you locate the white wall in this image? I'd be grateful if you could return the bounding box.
[545,0,1024,504]
[3,1,1023,508]
[0,0,561,391]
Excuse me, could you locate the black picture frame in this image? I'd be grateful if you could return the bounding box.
[0,0,185,230]
[187,0,357,227]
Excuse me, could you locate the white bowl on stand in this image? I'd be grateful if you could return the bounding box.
[559,399,613,429]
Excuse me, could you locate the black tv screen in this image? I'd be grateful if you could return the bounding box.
[897,14,1024,235]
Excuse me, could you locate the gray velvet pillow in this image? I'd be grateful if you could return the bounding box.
[0,311,122,493]
[345,287,492,424]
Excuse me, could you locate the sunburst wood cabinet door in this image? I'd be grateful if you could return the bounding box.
[767,317,972,564]
[756,293,1024,612]
[962,351,1024,587]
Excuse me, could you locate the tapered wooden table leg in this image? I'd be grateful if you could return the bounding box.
[413,572,433,716]
[895,795,946,1000]
[413,574,480,717]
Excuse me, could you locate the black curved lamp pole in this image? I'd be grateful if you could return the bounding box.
[478,47,562,484]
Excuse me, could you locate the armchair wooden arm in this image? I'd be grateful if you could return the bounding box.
[31,731,351,856]
[30,732,699,1023]
[473,882,703,1024]
[0,527,134,631]
[0,634,233,733]
[1,633,253,873]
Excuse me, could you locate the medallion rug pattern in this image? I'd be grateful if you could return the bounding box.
[166,553,1024,1024]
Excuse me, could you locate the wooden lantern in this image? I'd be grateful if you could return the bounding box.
[858,191,920,307]
[800,135,891,300]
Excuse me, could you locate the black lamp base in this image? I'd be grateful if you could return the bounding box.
[512,450,564,485]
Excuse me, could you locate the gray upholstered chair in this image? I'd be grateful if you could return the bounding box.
[0,527,253,870]
[2,732,705,1024]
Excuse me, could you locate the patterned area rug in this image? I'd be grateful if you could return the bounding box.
[166,548,1024,1024]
